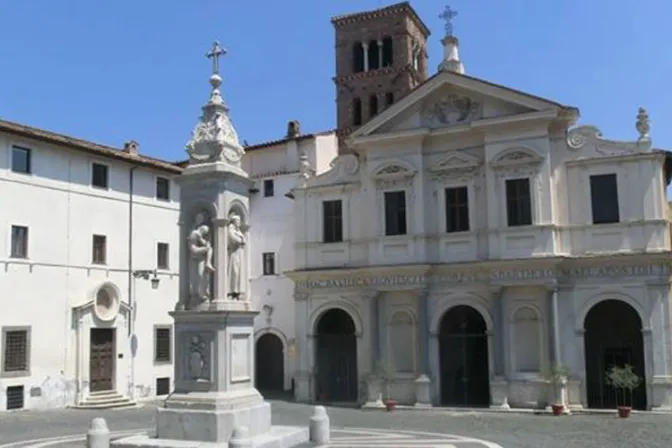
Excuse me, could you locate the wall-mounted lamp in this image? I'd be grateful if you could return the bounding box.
[133,269,160,290]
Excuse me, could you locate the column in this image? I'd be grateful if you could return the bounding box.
[377,39,383,68]
[362,43,370,72]
[547,286,569,412]
[293,294,312,402]
[414,289,432,407]
[490,288,509,409]
[212,217,229,303]
[647,283,672,410]
[363,290,384,408]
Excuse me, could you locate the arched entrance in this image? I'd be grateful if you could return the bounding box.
[255,333,285,396]
[439,305,491,406]
[315,308,358,402]
[584,299,647,410]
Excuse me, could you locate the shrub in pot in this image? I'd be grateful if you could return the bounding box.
[544,364,569,416]
[605,364,641,418]
[374,361,396,411]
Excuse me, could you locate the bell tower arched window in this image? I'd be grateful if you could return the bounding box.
[382,37,393,67]
[353,98,362,126]
[369,95,379,118]
[352,42,364,73]
[367,40,380,71]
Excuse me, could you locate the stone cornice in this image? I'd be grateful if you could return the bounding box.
[565,151,666,167]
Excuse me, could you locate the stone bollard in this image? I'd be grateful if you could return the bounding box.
[87,418,110,448]
[229,426,253,448]
[309,405,330,444]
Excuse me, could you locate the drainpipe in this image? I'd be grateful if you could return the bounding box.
[128,164,140,335]
[128,163,140,401]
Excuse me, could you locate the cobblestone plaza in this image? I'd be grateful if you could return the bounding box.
[0,401,670,448]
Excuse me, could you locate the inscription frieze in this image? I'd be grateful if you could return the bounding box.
[294,263,670,290]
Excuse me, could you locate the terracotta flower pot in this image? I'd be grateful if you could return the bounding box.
[551,404,564,416]
[384,399,397,412]
[617,406,631,418]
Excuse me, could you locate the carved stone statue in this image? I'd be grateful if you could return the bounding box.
[188,214,215,302]
[227,213,246,299]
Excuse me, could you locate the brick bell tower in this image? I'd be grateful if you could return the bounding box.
[331,2,431,153]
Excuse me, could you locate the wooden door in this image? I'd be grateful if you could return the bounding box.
[89,328,115,392]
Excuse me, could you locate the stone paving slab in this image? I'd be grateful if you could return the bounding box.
[2,400,672,448]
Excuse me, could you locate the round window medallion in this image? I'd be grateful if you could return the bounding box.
[94,283,120,322]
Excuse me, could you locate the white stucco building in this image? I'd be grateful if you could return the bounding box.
[0,116,337,411]
[245,122,338,395]
[0,120,182,410]
[288,4,672,411]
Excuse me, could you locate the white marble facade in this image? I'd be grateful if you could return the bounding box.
[288,60,672,410]
[246,129,338,394]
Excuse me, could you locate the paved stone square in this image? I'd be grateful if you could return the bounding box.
[0,401,670,448]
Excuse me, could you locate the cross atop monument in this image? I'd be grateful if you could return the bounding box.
[206,41,227,75]
[439,5,458,37]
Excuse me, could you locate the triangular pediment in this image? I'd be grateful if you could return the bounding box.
[303,154,361,189]
[350,70,572,140]
[429,152,482,172]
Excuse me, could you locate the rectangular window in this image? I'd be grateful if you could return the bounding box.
[323,200,343,243]
[262,252,276,276]
[91,163,109,189]
[2,328,30,376]
[445,187,470,233]
[384,191,407,236]
[92,234,107,265]
[156,377,170,396]
[156,177,170,201]
[10,226,28,259]
[6,385,24,410]
[157,242,169,270]
[263,179,274,197]
[11,146,31,174]
[590,173,620,224]
[505,178,532,227]
[154,327,171,363]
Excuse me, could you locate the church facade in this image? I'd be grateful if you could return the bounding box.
[288,3,672,411]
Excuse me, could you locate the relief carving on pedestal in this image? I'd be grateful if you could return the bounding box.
[187,335,210,381]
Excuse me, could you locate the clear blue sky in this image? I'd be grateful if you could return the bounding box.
[1,0,670,166]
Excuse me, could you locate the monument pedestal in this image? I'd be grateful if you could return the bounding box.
[111,44,310,448]
[112,308,308,448]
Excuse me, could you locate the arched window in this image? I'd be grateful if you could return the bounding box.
[367,40,380,71]
[385,92,394,107]
[512,307,542,373]
[369,95,378,118]
[382,37,393,67]
[352,98,362,126]
[352,42,364,73]
[388,310,415,373]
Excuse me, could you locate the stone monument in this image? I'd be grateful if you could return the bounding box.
[111,42,309,448]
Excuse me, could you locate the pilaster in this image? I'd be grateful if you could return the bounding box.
[414,289,432,407]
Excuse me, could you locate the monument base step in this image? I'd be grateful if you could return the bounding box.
[110,425,309,448]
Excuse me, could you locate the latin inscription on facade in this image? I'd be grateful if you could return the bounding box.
[294,263,670,290]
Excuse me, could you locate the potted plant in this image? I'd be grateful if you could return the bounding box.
[606,364,641,418]
[375,361,396,411]
[544,364,569,416]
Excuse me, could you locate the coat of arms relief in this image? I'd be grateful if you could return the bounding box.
[423,93,481,128]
